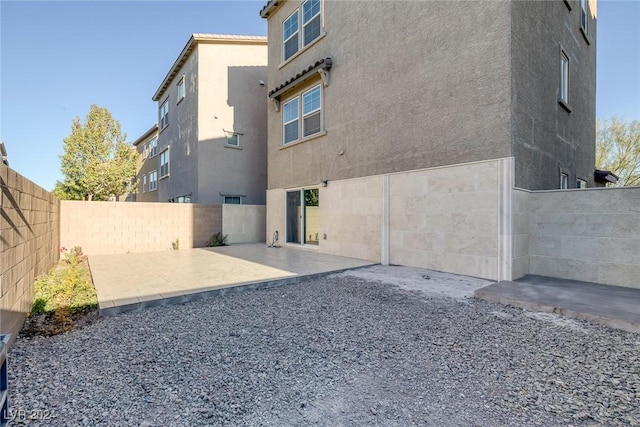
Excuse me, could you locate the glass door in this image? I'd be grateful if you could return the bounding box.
[286,188,319,246]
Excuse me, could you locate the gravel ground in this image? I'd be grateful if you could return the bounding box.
[8,267,640,426]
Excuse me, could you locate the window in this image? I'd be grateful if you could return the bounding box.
[224,196,242,204]
[577,178,587,188]
[149,137,158,157]
[580,0,588,33]
[143,175,147,193]
[560,51,569,104]
[149,170,158,191]
[560,172,569,189]
[160,99,169,129]
[142,142,148,158]
[160,150,169,178]
[176,195,191,203]
[283,85,322,144]
[226,133,239,147]
[282,0,322,62]
[177,76,185,103]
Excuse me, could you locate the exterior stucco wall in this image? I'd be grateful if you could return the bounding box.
[528,187,640,289]
[222,204,266,244]
[60,201,221,255]
[0,164,60,341]
[266,0,512,191]
[197,43,268,205]
[511,0,596,190]
[389,160,502,280]
[157,49,200,203]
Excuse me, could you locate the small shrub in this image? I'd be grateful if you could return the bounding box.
[171,238,180,251]
[208,232,229,247]
[62,246,84,266]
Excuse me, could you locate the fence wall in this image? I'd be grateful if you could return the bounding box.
[0,164,60,341]
[528,187,640,288]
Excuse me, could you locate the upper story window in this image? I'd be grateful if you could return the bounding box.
[160,149,170,178]
[577,178,587,188]
[149,137,158,157]
[160,99,169,129]
[560,51,569,105]
[143,174,147,193]
[283,84,322,144]
[580,0,588,33]
[149,170,158,191]
[177,76,185,103]
[282,0,322,62]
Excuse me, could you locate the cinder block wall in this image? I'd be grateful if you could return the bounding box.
[528,187,640,289]
[60,201,222,255]
[0,164,60,340]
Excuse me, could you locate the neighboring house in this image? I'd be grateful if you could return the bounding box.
[129,124,160,202]
[260,0,598,280]
[151,34,268,205]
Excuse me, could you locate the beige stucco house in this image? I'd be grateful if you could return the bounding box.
[261,0,598,281]
[151,34,268,205]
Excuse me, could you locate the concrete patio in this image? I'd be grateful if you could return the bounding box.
[89,243,376,316]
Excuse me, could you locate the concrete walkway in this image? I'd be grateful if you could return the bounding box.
[475,275,640,333]
[89,243,375,316]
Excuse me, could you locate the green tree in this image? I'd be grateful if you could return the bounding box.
[54,105,139,200]
[596,116,640,187]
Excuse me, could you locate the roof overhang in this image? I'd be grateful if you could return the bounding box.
[268,58,333,105]
[152,34,267,102]
[132,124,159,146]
[594,169,619,185]
[260,0,281,18]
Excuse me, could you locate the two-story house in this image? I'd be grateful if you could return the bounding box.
[151,34,268,204]
[261,0,597,281]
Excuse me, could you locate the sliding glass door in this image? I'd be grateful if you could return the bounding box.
[286,188,319,246]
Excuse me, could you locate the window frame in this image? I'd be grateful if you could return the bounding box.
[177,76,185,104]
[560,172,569,189]
[281,0,323,63]
[142,174,147,193]
[559,49,570,108]
[224,196,242,205]
[149,137,158,158]
[159,149,170,178]
[282,84,323,145]
[577,178,587,189]
[580,0,588,33]
[160,99,169,129]
[226,133,240,147]
[149,170,158,192]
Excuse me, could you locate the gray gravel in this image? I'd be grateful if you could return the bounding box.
[8,271,640,426]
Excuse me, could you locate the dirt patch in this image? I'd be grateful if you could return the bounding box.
[19,307,101,338]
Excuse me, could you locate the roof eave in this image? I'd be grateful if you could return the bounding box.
[132,124,159,146]
[260,0,281,18]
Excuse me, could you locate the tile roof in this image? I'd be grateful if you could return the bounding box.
[269,58,333,99]
[259,0,280,18]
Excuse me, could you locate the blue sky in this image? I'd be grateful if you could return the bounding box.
[1,1,639,191]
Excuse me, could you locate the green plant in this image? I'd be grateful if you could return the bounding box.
[30,254,98,334]
[62,246,84,266]
[208,232,229,247]
[171,238,180,251]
